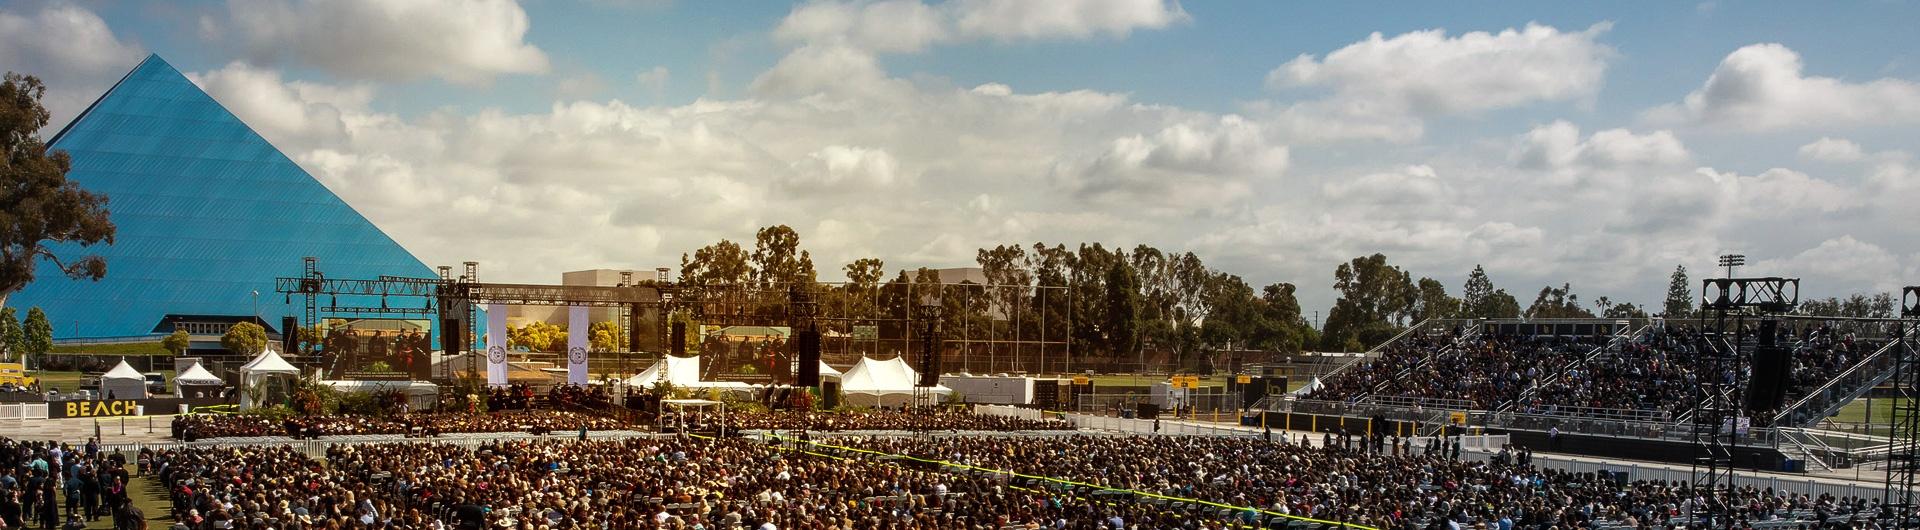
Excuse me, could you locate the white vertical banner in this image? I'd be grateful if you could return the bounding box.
[486,303,508,387]
[567,305,589,386]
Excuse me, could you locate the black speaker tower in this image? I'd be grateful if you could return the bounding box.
[442,318,464,355]
[796,329,822,386]
[281,316,299,354]
[670,321,687,356]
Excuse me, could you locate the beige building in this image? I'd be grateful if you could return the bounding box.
[506,268,663,327]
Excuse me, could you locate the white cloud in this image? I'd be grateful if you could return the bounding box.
[0,4,145,129]
[784,145,903,190]
[222,0,549,84]
[774,0,1186,53]
[187,62,374,150]
[1270,23,1615,116]
[1646,43,1920,130]
[1797,137,1865,163]
[635,66,671,97]
[949,0,1188,42]
[1751,236,1905,293]
[1058,114,1290,211]
[1511,120,1690,172]
[556,72,608,100]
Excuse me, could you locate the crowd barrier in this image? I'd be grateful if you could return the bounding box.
[1511,451,1882,501]
[0,402,50,419]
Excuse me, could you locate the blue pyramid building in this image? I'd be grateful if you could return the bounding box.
[12,54,436,341]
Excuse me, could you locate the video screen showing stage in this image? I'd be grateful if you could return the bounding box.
[698,325,793,385]
[319,318,434,381]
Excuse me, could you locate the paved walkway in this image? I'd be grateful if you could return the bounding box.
[4,416,175,444]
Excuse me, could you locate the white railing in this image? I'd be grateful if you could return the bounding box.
[1513,451,1883,501]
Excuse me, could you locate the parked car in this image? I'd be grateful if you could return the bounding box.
[145,372,167,395]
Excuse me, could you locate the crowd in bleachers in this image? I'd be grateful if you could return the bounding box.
[171,410,625,440]
[125,429,1895,530]
[1306,334,1609,411]
[1308,321,1896,428]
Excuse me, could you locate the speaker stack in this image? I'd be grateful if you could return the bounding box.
[796,329,822,386]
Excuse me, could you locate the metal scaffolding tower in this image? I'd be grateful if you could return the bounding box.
[1690,276,1797,528]
[1885,286,1920,522]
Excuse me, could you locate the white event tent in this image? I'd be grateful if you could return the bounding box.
[172,362,225,398]
[623,355,753,391]
[838,356,950,407]
[238,346,301,408]
[99,360,149,399]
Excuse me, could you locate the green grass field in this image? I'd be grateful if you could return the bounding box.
[48,342,171,355]
[1822,396,1909,437]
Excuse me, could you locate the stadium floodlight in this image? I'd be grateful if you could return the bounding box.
[1718,254,1745,279]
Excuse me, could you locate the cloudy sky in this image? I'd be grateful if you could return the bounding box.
[3,0,1917,316]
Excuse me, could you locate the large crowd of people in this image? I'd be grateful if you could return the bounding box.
[118,429,1893,529]
[1306,334,1609,411]
[1308,321,1896,428]
[701,410,1074,432]
[171,410,625,440]
[0,436,144,530]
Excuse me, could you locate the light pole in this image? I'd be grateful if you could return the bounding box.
[1718,254,1745,279]
[251,290,260,323]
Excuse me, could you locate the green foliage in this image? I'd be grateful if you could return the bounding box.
[220,321,268,355]
[1411,277,1460,322]
[1526,283,1596,319]
[1594,296,1651,319]
[1798,293,1896,318]
[508,321,567,352]
[0,307,20,361]
[0,73,116,301]
[680,239,751,286]
[588,320,623,352]
[1663,265,1693,318]
[752,225,816,287]
[1103,261,1141,358]
[1461,265,1522,319]
[22,307,52,362]
[162,330,191,355]
[1319,254,1416,351]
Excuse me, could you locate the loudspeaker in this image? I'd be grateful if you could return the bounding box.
[1136,403,1159,420]
[821,381,841,409]
[281,316,300,354]
[796,330,822,386]
[1747,320,1790,412]
[670,321,687,356]
[441,318,464,355]
[918,320,940,387]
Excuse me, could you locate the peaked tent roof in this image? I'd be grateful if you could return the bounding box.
[240,347,299,375]
[625,355,702,387]
[12,54,435,340]
[174,362,223,385]
[839,356,950,396]
[102,360,145,381]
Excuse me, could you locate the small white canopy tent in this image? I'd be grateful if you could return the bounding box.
[658,398,727,436]
[173,362,225,398]
[818,361,842,381]
[99,360,149,399]
[238,346,302,408]
[623,355,753,391]
[838,356,951,407]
